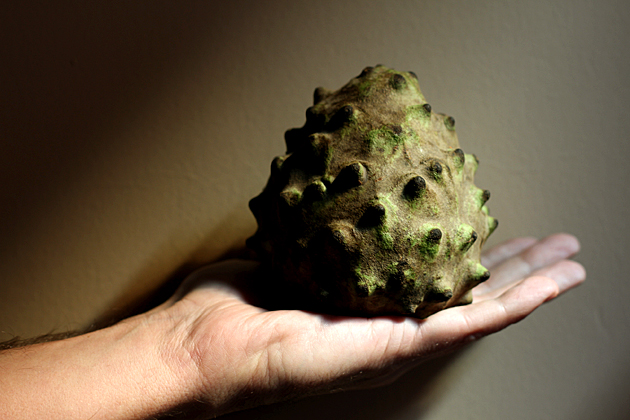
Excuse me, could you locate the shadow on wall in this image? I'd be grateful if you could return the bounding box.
[89,212,255,330]
[0,2,231,250]
[223,350,464,420]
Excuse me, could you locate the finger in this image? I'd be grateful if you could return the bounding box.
[475,233,580,295]
[531,259,585,294]
[270,276,558,394]
[413,276,559,356]
[473,259,585,301]
[481,237,538,269]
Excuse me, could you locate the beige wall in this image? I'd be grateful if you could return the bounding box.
[1,1,629,419]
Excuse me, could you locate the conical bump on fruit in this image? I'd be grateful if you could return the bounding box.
[248,65,497,318]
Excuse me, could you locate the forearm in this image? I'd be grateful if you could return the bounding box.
[0,310,201,420]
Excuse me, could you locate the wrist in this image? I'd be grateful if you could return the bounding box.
[145,306,212,418]
[0,308,201,419]
[113,308,209,418]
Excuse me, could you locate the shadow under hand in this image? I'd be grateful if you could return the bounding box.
[88,245,254,332]
[222,348,466,420]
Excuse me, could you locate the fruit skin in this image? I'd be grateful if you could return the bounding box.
[247,65,497,318]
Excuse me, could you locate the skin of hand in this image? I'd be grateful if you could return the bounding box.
[155,233,585,418]
[0,233,584,420]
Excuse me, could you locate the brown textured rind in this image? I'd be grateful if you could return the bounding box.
[248,65,496,318]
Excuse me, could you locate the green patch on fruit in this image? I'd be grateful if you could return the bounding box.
[354,267,380,296]
[375,225,394,250]
[404,104,432,125]
[358,79,375,98]
[366,127,404,155]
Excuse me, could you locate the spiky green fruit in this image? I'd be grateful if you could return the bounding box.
[248,65,497,318]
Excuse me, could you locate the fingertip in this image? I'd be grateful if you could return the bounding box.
[543,233,581,256]
[555,260,586,294]
[502,275,559,311]
[574,260,586,282]
[542,278,561,302]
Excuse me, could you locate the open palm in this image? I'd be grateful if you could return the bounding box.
[160,233,584,417]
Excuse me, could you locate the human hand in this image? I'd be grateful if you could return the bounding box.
[157,233,584,418]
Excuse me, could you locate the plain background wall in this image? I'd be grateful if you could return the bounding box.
[1,1,628,419]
